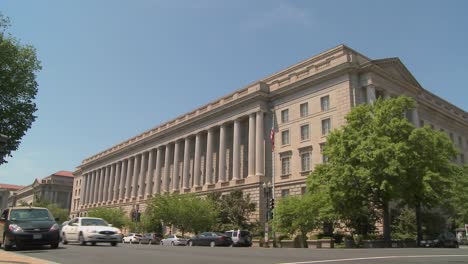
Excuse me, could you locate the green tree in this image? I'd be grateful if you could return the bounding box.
[309,96,416,243]
[207,191,256,231]
[404,126,459,243]
[31,198,69,223]
[450,165,468,228]
[274,194,322,247]
[88,207,129,229]
[0,13,41,165]
[146,194,217,236]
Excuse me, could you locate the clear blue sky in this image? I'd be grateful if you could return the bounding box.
[0,0,467,185]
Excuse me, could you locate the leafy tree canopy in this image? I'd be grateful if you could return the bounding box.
[0,13,41,165]
[207,190,256,231]
[87,207,130,229]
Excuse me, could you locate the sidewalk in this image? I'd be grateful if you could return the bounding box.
[0,250,55,264]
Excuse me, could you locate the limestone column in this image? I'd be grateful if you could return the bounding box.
[107,163,115,203]
[85,173,91,205]
[248,113,256,177]
[145,149,156,197]
[93,169,100,204]
[119,160,127,200]
[89,171,96,204]
[255,111,265,177]
[218,125,227,183]
[113,162,122,201]
[138,152,148,198]
[132,154,141,198]
[232,119,241,180]
[173,141,181,191]
[162,144,172,192]
[205,129,214,185]
[367,85,376,104]
[182,137,191,190]
[79,174,86,206]
[153,147,163,194]
[194,133,202,187]
[103,165,110,202]
[100,167,107,202]
[412,108,420,127]
[125,157,134,199]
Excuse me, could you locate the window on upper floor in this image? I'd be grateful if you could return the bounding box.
[300,124,310,141]
[301,152,311,172]
[281,156,291,176]
[322,118,331,136]
[300,102,309,117]
[458,136,463,147]
[321,95,330,111]
[281,109,289,123]
[281,130,290,145]
[281,189,290,198]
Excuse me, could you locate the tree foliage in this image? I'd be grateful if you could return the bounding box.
[87,207,129,229]
[207,190,256,231]
[0,13,41,165]
[449,165,468,228]
[145,194,217,235]
[32,198,69,224]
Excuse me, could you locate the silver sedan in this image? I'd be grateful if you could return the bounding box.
[160,234,188,246]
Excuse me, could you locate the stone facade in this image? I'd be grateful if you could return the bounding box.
[71,45,468,223]
[0,183,24,210]
[9,171,74,210]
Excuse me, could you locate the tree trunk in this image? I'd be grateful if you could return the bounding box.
[383,202,391,246]
[416,202,422,246]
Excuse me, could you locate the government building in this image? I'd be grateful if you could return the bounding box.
[70,45,468,223]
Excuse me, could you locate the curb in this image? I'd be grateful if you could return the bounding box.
[0,250,61,264]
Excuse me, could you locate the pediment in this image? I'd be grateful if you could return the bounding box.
[372,58,422,89]
[31,178,41,187]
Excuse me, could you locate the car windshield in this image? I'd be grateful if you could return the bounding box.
[81,218,109,226]
[10,209,53,221]
[240,231,250,237]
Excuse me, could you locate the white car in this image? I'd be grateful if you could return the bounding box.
[61,217,122,246]
[122,233,143,243]
[160,234,188,246]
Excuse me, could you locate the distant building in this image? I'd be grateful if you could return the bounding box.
[71,45,468,222]
[8,171,74,210]
[0,183,24,210]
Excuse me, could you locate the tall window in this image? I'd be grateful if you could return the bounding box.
[419,119,425,127]
[281,130,290,145]
[322,118,331,135]
[300,124,310,141]
[458,136,463,147]
[461,154,465,165]
[449,132,454,142]
[321,95,330,111]
[281,109,289,123]
[281,157,290,175]
[301,152,311,172]
[300,102,309,117]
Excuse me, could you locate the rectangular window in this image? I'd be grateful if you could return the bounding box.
[281,109,289,123]
[281,189,290,197]
[461,154,465,164]
[430,124,435,129]
[320,143,328,163]
[419,119,425,127]
[300,124,310,141]
[301,152,311,172]
[450,133,454,142]
[458,136,463,147]
[281,157,290,175]
[281,130,290,145]
[300,103,309,117]
[301,187,307,195]
[321,95,330,111]
[322,118,331,136]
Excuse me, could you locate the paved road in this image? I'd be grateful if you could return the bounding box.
[13,243,468,264]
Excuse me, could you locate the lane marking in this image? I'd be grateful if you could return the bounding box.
[278,254,468,264]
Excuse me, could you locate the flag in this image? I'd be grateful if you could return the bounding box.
[270,125,275,152]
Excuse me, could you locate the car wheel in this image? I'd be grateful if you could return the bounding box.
[3,236,12,251]
[91,242,96,246]
[62,233,68,245]
[210,241,215,247]
[171,241,175,246]
[111,242,117,247]
[188,241,193,247]
[79,233,86,246]
[51,242,59,249]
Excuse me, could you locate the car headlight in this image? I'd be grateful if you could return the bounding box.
[8,224,23,232]
[49,224,60,231]
[117,229,122,234]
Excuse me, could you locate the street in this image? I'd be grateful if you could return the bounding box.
[13,244,468,264]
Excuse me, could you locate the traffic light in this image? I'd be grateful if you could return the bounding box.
[269,198,275,210]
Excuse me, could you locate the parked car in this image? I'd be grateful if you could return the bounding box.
[61,217,122,246]
[0,206,60,250]
[420,232,459,248]
[160,234,188,246]
[187,232,233,247]
[122,233,143,243]
[225,230,252,247]
[139,233,162,244]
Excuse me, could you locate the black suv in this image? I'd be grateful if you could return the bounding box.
[0,207,60,250]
